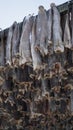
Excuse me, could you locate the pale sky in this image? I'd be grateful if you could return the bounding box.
[0,0,67,30]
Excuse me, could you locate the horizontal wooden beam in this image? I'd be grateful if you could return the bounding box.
[58,0,72,13]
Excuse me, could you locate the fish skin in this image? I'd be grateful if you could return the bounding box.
[12,22,21,64]
[35,6,48,56]
[71,90,73,114]
[19,16,33,65]
[0,32,4,66]
[51,3,64,53]
[71,4,73,49]
[31,18,42,71]
[6,23,14,65]
[64,14,71,49]
[47,9,53,45]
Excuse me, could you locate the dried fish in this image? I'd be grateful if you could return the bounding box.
[19,16,33,65]
[51,3,64,53]
[31,18,42,71]
[35,6,48,56]
[0,1,73,129]
[12,22,21,65]
[41,76,48,96]
[71,4,73,49]
[70,90,73,114]
[47,9,52,45]
[64,14,71,48]
[6,23,14,65]
[0,32,4,66]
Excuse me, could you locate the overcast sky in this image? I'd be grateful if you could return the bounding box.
[0,0,67,30]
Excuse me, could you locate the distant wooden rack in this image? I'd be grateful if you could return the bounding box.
[58,0,73,13]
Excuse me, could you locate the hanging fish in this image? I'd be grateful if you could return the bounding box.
[41,77,48,96]
[64,14,71,49]
[51,3,64,53]
[31,18,42,71]
[49,98,56,112]
[6,23,14,65]
[35,6,48,56]
[12,22,21,65]
[19,15,33,66]
[47,9,52,45]
[47,9,54,56]
[70,89,73,114]
[71,5,73,49]
[0,31,5,66]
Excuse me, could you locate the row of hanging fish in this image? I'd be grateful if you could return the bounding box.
[0,64,73,130]
[0,3,73,70]
[0,2,73,129]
